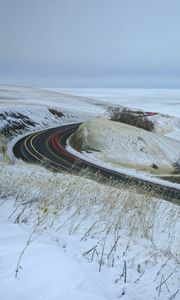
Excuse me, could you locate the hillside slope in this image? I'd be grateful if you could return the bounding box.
[68,118,180,175]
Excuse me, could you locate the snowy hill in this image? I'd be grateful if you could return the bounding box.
[68,118,180,176]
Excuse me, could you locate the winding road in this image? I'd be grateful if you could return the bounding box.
[13,123,180,205]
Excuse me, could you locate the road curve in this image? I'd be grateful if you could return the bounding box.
[13,123,180,205]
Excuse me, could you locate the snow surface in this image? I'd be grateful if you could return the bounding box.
[0,85,180,300]
[67,118,180,189]
[0,162,179,300]
[54,88,180,118]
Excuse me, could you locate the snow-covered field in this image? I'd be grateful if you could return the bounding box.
[55,88,180,118]
[0,85,180,300]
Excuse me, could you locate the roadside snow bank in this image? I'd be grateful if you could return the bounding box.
[68,118,180,175]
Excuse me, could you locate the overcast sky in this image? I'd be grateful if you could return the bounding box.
[0,0,180,87]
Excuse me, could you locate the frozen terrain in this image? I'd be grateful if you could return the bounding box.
[55,88,180,117]
[67,118,180,189]
[0,85,180,300]
[0,162,179,300]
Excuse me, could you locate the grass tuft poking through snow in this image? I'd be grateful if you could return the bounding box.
[0,161,179,299]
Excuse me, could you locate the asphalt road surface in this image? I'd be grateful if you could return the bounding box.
[13,123,180,205]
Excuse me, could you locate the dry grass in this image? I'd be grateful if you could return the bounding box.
[0,112,37,137]
[0,162,179,293]
[109,108,155,131]
[48,108,65,118]
[172,160,180,174]
[0,162,178,251]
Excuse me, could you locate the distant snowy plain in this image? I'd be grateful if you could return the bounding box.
[53,88,180,117]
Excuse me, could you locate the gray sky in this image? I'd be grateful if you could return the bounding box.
[0,0,180,87]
